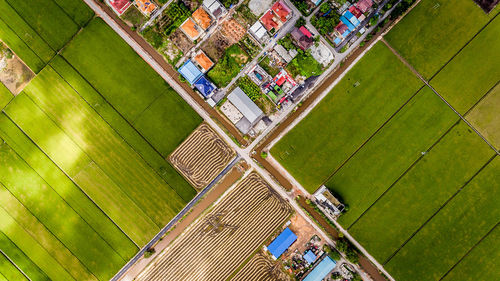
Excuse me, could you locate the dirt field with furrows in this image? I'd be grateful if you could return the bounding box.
[169,123,235,189]
[231,251,291,281]
[136,173,292,281]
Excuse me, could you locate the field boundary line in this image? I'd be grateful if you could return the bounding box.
[428,12,499,81]
[463,80,500,116]
[0,180,98,280]
[1,110,141,252]
[0,17,50,66]
[0,249,33,281]
[1,0,57,53]
[439,220,500,281]
[382,154,497,264]
[319,84,426,190]
[346,119,461,230]
[381,38,499,155]
[50,57,196,201]
[110,155,241,281]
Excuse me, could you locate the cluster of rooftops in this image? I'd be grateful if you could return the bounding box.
[333,0,373,45]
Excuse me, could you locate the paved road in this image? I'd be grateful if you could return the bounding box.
[84,1,394,280]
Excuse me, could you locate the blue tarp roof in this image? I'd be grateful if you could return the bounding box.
[344,10,360,26]
[178,60,203,85]
[267,227,297,259]
[333,37,341,45]
[303,256,336,281]
[194,76,215,98]
[314,0,322,6]
[342,29,350,37]
[304,250,317,264]
[340,16,355,31]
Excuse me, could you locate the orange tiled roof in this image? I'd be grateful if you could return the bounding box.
[181,18,200,39]
[192,7,212,30]
[194,51,214,71]
[135,0,156,15]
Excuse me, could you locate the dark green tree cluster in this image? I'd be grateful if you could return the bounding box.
[336,238,360,264]
[311,3,340,36]
[238,76,262,101]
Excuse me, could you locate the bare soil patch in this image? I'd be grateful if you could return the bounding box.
[221,18,247,44]
[473,0,499,12]
[201,30,231,61]
[231,251,290,281]
[169,29,195,54]
[0,45,34,95]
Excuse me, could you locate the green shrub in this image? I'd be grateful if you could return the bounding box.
[238,76,262,101]
[144,247,156,258]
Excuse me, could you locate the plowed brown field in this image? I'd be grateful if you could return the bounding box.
[136,173,292,281]
[169,123,235,189]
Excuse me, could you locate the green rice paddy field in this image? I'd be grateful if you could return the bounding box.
[0,1,202,280]
[272,0,500,280]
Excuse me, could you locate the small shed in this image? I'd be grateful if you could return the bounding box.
[303,256,337,281]
[266,227,297,259]
[304,250,317,264]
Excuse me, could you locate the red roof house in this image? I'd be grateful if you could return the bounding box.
[260,10,280,31]
[107,0,131,15]
[349,5,363,18]
[335,22,348,34]
[271,0,291,22]
[355,0,373,13]
[291,26,313,50]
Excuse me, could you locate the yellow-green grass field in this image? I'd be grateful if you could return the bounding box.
[328,87,458,228]
[430,16,500,114]
[348,121,495,263]
[0,7,204,281]
[441,224,500,281]
[271,42,422,192]
[384,0,496,79]
[385,157,499,280]
[61,19,202,157]
[466,83,500,149]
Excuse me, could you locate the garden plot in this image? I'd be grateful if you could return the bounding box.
[0,43,34,94]
[231,251,290,281]
[136,173,292,281]
[384,0,492,79]
[169,123,235,189]
[271,42,422,192]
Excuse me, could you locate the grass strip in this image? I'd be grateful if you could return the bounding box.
[0,18,46,73]
[384,0,491,79]
[50,55,196,201]
[349,121,495,262]
[4,94,92,177]
[441,224,500,281]
[0,141,126,280]
[0,207,75,281]
[4,0,78,51]
[271,42,422,191]
[0,182,96,281]
[0,251,28,281]
[50,0,94,27]
[386,157,500,280]
[0,114,138,257]
[430,16,500,113]
[0,0,55,63]
[21,66,185,226]
[332,87,458,227]
[0,231,48,281]
[0,83,12,110]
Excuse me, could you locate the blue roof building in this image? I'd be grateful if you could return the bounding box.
[178,60,203,85]
[267,227,297,259]
[344,10,360,27]
[303,256,336,281]
[313,0,322,5]
[340,16,355,31]
[304,250,317,264]
[193,76,215,98]
[333,37,341,45]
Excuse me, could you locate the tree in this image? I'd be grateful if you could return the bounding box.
[320,2,330,14]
